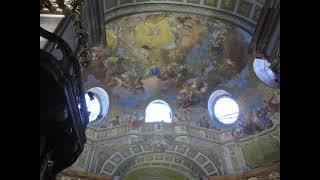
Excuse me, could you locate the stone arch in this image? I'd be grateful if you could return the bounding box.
[99,144,220,177]
[117,153,202,179]
[122,165,195,179]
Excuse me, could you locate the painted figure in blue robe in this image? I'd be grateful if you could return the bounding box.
[150,66,160,76]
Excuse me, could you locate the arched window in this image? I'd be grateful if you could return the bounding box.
[208,90,240,127]
[84,87,109,124]
[145,99,172,123]
[253,58,279,88]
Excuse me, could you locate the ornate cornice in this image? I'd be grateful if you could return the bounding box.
[85,121,280,145]
[104,2,257,34]
[100,150,217,177]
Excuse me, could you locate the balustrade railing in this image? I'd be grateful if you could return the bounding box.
[87,121,279,144]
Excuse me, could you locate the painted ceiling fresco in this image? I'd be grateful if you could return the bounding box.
[83,12,280,137]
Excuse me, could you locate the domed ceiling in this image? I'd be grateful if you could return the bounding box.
[66,11,281,179]
[83,12,279,133]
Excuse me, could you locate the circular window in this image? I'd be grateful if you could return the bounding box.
[253,58,279,88]
[213,96,239,124]
[84,87,109,124]
[208,90,240,127]
[145,99,172,123]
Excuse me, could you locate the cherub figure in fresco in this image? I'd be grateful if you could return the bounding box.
[264,94,280,114]
[177,78,208,109]
[120,71,144,92]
